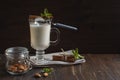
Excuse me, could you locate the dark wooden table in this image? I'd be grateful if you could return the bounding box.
[0,54,120,80]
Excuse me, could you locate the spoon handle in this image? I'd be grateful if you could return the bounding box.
[53,23,78,31]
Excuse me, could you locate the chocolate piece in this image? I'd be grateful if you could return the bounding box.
[65,55,75,62]
[53,55,64,61]
[52,55,75,62]
[29,15,40,19]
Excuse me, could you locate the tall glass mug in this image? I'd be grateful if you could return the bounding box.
[29,15,60,64]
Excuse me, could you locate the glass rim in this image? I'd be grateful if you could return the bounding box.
[5,47,28,53]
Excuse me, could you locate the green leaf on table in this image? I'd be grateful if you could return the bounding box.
[42,68,53,74]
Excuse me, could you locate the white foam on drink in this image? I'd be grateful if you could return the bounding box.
[35,17,45,22]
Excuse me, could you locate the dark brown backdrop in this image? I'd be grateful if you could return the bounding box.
[0,0,119,53]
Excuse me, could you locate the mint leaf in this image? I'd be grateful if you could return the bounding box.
[42,68,53,74]
[40,8,53,19]
[72,48,84,59]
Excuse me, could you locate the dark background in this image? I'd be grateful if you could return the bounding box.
[0,0,119,53]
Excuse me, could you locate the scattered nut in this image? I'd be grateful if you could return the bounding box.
[8,65,17,72]
[33,68,53,78]
[43,72,49,77]
[34,73,41,78]
[7,63,29,73]
[18,64,25,70]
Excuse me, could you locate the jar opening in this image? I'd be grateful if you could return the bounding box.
[6,47,28,53]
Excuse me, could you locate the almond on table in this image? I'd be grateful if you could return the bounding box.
[34,73,41,78]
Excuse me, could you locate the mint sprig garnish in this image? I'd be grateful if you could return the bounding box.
[72,48,84,60]
[40,8,53,19]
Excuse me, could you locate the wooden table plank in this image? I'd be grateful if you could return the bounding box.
[0,54,120,80]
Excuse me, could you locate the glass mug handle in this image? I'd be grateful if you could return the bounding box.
[50,27,60,45]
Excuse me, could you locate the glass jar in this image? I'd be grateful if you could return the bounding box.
[5,47,32,75]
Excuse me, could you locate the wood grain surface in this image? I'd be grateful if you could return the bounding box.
[0,53,120,80]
